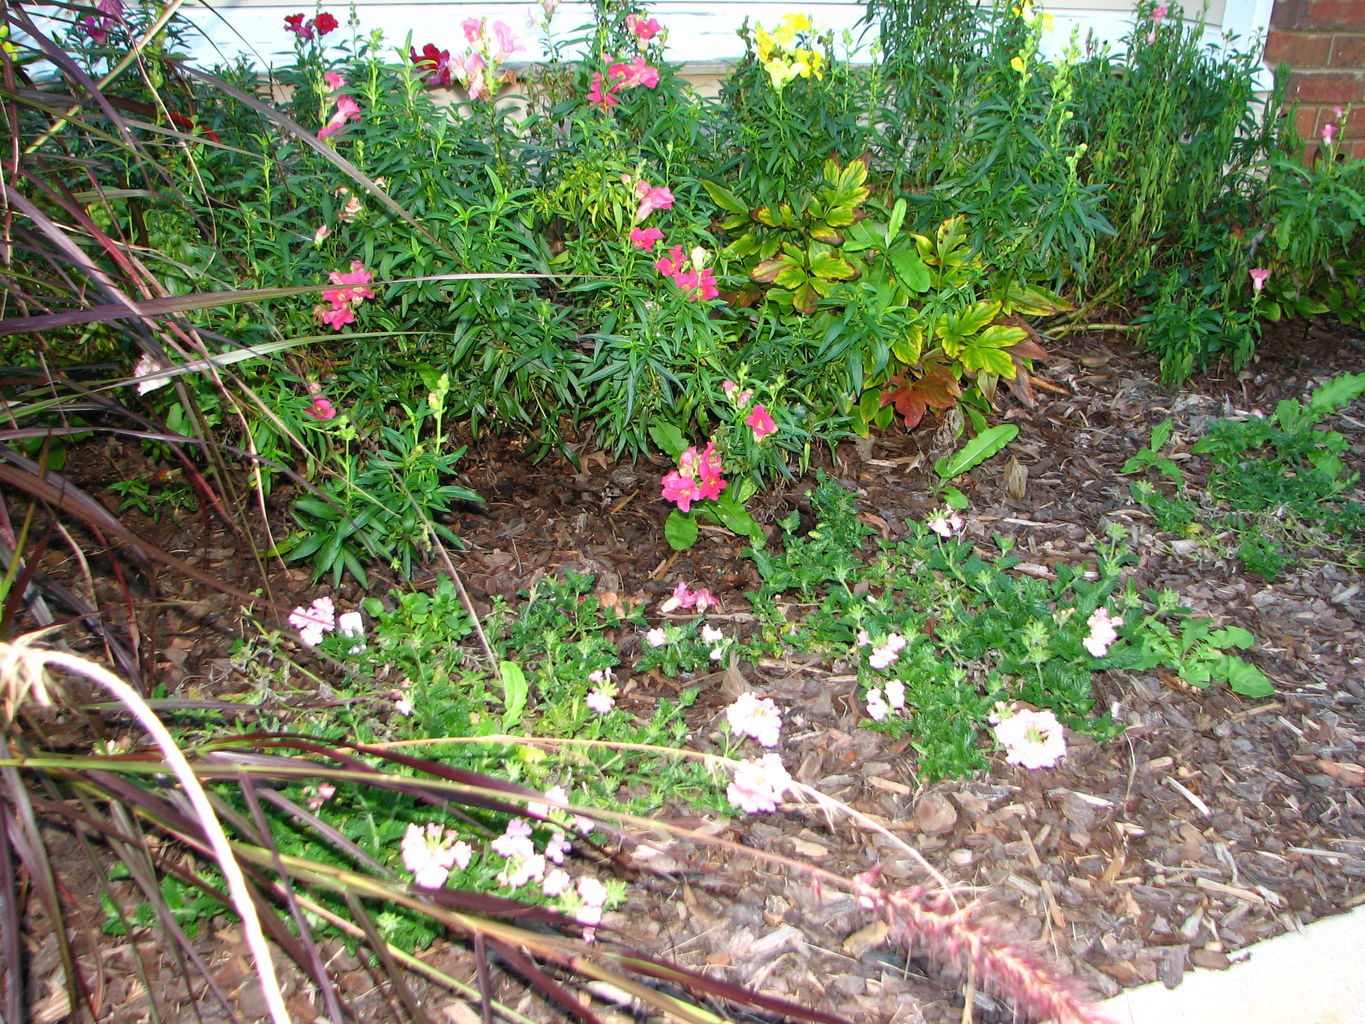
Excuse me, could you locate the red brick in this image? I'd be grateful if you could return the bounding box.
[1289,70,1365,102]
[1271,0,1311,27]
[1301,0,1365,29]
[1296,104,1323,139]
[1330,33,1365,65]
[1351,140,1365,160]
[1265,28,1335,64]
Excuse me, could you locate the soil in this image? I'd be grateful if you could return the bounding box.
[9,318,1365,1024]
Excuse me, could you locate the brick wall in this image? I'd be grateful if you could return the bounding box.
[1265,0,1365,160]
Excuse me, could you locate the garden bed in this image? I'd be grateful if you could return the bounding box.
[18,318,1364,1024]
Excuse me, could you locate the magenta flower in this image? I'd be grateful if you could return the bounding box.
[1249,267,1271,293]
[284,13,313,39]
[325,261,375,302]
[634,180,674,222]
[661,469,700,511]
[316,304,355,330]
[745,404,777,441]
[693,441,726,500]
[305,395,338,420]
[410,43,453,87]
[726,692,783,747]
[626,13,662,41]
[587,72,620,109]
[630,226,664,249]
[609,56,660,90]
[727,754,791,814]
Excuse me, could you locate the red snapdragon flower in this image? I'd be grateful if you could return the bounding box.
[410,43,453,87]
[313,11,338,34]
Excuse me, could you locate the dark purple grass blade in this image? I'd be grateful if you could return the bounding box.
[484,937,606,1024]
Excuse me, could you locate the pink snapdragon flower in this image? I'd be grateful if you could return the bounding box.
[661,441,726,511]
[1321,122,1338,146]
[318,93,361,139]
[658,580,716,613]
[991,703,1067,769]
[634,181,674,222]
[626,13,662,41]
[400,823,471,888]
[492,20,522,61]
[288,596,336,647]
[727,754,792,814]
[1083,607,1124,657]
[609,56,660,90]
[82,0,123,43]
[726,692,783,747]
[587,72,620,109]
[630,226,664,249]
[462,17,483,42]
[1249,267,1270,293]
[1152,4,1168,21]
[745,404,777,441]
[722,380,754,407]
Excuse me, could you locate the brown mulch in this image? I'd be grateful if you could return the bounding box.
[11,318,1365,1023]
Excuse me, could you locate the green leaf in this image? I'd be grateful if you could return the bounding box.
[1307,372,1365,419]
[888,249,931,292]
[886,198,907,244]
[1150,419,1174,453]
[1208,626,1255,650]
[499,661,528,728]
[974,324,1029,349]
[808,251,856,281]
[942,486,968,509]
[664,509,699,550]
[959,345,1015,377]
[699,178,749,216]
[935,424,1019,482]
[1222,657,1274,698]
[649,420,688,459]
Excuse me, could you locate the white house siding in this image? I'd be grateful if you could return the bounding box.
[172,0,1269,74]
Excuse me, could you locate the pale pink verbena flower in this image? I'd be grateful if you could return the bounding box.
[133,352,168,395]
[492,818,536,860]
[701,624,725,644]
[726,692,783,747]
[727,753,792,813]
[586,689,615,714]
[885,678,906,710]
[928,511,965,538]
[400,823,469,888]
[527,785,568,820]
[289,596,335,647]
[542,867,572,897]
[645,627,668,647]
[866,687,889,721]
[545,831,571,865]
[306,782,336,810]
[869,632,907,670]
[992,705,1067,769]
[500,853,546,888]
[1083,607,1124,657]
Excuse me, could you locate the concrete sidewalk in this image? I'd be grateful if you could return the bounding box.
[1093,905,1365,1024]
